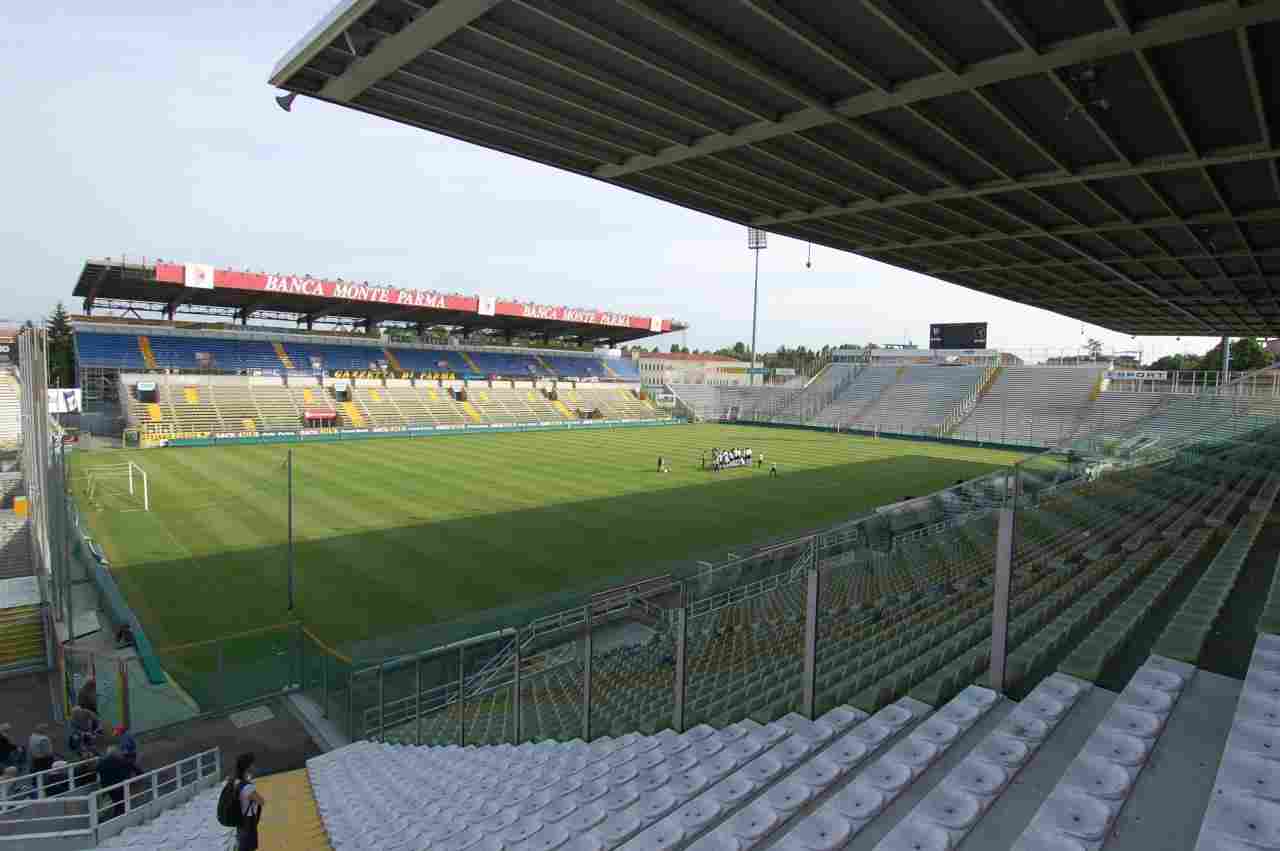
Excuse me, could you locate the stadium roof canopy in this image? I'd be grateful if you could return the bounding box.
[272,0,1280,337]
[71,258,683,345]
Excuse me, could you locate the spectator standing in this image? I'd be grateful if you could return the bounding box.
[77,679,98,715]
[27,725,54,774]
[232,753,265,851]
[96,746,132,821]
[114,726,139,772]
[2,766,30,810]
[47,759,69,797]
[69,705,101,754]
[0,724,16,769]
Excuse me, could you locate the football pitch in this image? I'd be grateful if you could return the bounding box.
[72,424,1027,652]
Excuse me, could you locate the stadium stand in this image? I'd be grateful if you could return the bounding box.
[23,381,1276,851]
[73,324,640,382]
[957,368,1102,445]
[0,372,20,447]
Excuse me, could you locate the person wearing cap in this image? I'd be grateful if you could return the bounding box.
[114,726,138,771]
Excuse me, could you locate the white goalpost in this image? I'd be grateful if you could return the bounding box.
[82,462,150,512]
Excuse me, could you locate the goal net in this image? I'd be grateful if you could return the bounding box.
[77,462,150,512]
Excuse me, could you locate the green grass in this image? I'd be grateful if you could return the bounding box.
[72,424,1025,652]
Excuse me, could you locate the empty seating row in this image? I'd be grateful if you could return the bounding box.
[75,327,639,380]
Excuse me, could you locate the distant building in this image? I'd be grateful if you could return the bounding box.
[634,351,756,386]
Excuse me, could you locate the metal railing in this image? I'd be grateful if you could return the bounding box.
[0,755,102,805]
[0,749,220,843]
[334,409,1280,749]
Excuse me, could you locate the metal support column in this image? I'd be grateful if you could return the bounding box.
[672,583,688,733]
[377,664,386,742]
[458,645,466,745]
[1222,335,1231,389]
[988,506,1015,693]
[513,632,523,745]
[801,561,820,719]
[414,657,422,746]
[581,603,593,742]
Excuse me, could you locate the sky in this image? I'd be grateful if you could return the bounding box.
[2,2,1224,363]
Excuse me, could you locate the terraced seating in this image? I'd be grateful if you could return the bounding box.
[383,385,439,427]
[250,382,304,429]
[960,367,1100,445]
[854,365,984,432]
[420,385,471,425]
[489,387,541,421]
[207,382,261,432]
[814,367,899,427]
[1011,655,1195,850]
[1154,511,1270,665]
[0,372,19,447]
[468,386,522,422]
[353,385,408,428]
[1071,391,1167,440]
[1192,632,1280,851]
[1059,531,1213,682]
[163,383,220,433]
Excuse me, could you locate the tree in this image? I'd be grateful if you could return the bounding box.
[1200,337,1273,373]
[1085,338,1104,360]
[1145,353,1199,372]
[732,341,747,358]
[46,302,75,387]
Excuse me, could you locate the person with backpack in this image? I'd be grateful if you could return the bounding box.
[218,752,264,851]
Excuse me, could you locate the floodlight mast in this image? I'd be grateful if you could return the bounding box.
[747,228,768,387]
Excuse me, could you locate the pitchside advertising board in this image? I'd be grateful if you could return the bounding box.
[154,263,672,334]
[930,322,988,350]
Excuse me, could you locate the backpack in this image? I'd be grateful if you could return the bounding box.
[216,780,243,828]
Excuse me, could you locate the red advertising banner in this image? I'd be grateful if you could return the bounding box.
[493,300,671,331]
[153,263,672,332]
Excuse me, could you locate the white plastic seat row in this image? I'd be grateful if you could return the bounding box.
[1012,655,1195,851]
[873,673,1089,851]
[698,687,996,851]
[1193,633,1280,851]
[311,716,859,851]
[613,705,876,851]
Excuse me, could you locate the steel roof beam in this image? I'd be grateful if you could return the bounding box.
[921,247,1280,274]
[597,2,1280,178]
[738,0,892,92]
[469,20,724,136]
[1237,24,1280,205]
[754,144,1280,227]
[1103,0,1133,34]
[387,66,654,157]
[980,0,1039,54]
[365,79,614,164]
[316,0,503,102]
[860,0,962,75]
[358,23,693,147]
[851,206,1280,253]
[513,0,771,124]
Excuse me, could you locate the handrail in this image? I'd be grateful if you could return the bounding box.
[0,754,102,803]
[0,748,220,840]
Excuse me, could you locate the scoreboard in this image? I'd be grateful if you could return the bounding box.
[930,322,987,350]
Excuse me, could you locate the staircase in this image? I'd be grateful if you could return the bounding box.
[461,351,481,373]
[383,348,402,371]
[534,354,557,376]
[340,401,365,427]
[0,606,44,671]
[274,342,295,370]
[138,336,158,369]
[461,400,484,422]
[944,365,1001,436]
